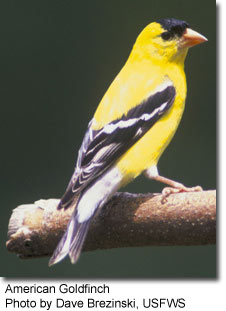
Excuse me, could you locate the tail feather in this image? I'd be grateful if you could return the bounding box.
[49,167,122,265]
[69,220,91,264]
[49,208,91,266]
[57,181,77,210]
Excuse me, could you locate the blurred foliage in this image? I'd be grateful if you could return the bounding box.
[0,0,216,277]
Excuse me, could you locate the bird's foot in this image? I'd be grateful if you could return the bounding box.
[161,185,203,203]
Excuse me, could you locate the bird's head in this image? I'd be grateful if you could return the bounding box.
[132,18,207,64]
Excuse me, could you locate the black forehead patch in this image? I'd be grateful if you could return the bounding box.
[157,18,190,40]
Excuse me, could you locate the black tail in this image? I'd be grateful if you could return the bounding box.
[49,208,91,266]
[49,166,121,265]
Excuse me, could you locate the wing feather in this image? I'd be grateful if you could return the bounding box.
[58,84,176,209]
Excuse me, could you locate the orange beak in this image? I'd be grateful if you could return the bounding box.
[180,28,208,48]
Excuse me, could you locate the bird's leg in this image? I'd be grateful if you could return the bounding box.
[144,165,203,199]
[152,175,203,197]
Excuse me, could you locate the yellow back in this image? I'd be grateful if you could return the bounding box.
[92,22,188,130]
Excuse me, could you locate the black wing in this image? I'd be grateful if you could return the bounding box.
[58,84,176,209]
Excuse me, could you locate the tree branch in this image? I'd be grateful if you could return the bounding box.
[6,190,216,259]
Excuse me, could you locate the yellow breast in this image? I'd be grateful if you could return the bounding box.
[93,58,187,185]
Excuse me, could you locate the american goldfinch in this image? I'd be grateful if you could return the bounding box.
[49,18,207,266]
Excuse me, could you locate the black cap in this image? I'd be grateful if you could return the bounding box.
[157,18,190,40]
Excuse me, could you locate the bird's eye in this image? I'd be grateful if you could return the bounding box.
[161,31,172,41]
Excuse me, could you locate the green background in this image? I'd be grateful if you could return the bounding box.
[0,0,216,277]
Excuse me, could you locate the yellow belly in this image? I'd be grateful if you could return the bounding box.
[92,59,187,186]
[117,95,185,185]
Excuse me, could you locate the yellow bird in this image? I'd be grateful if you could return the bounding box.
[49,18,207,265]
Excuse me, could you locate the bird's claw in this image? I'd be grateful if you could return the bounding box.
[161,185,203,203]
